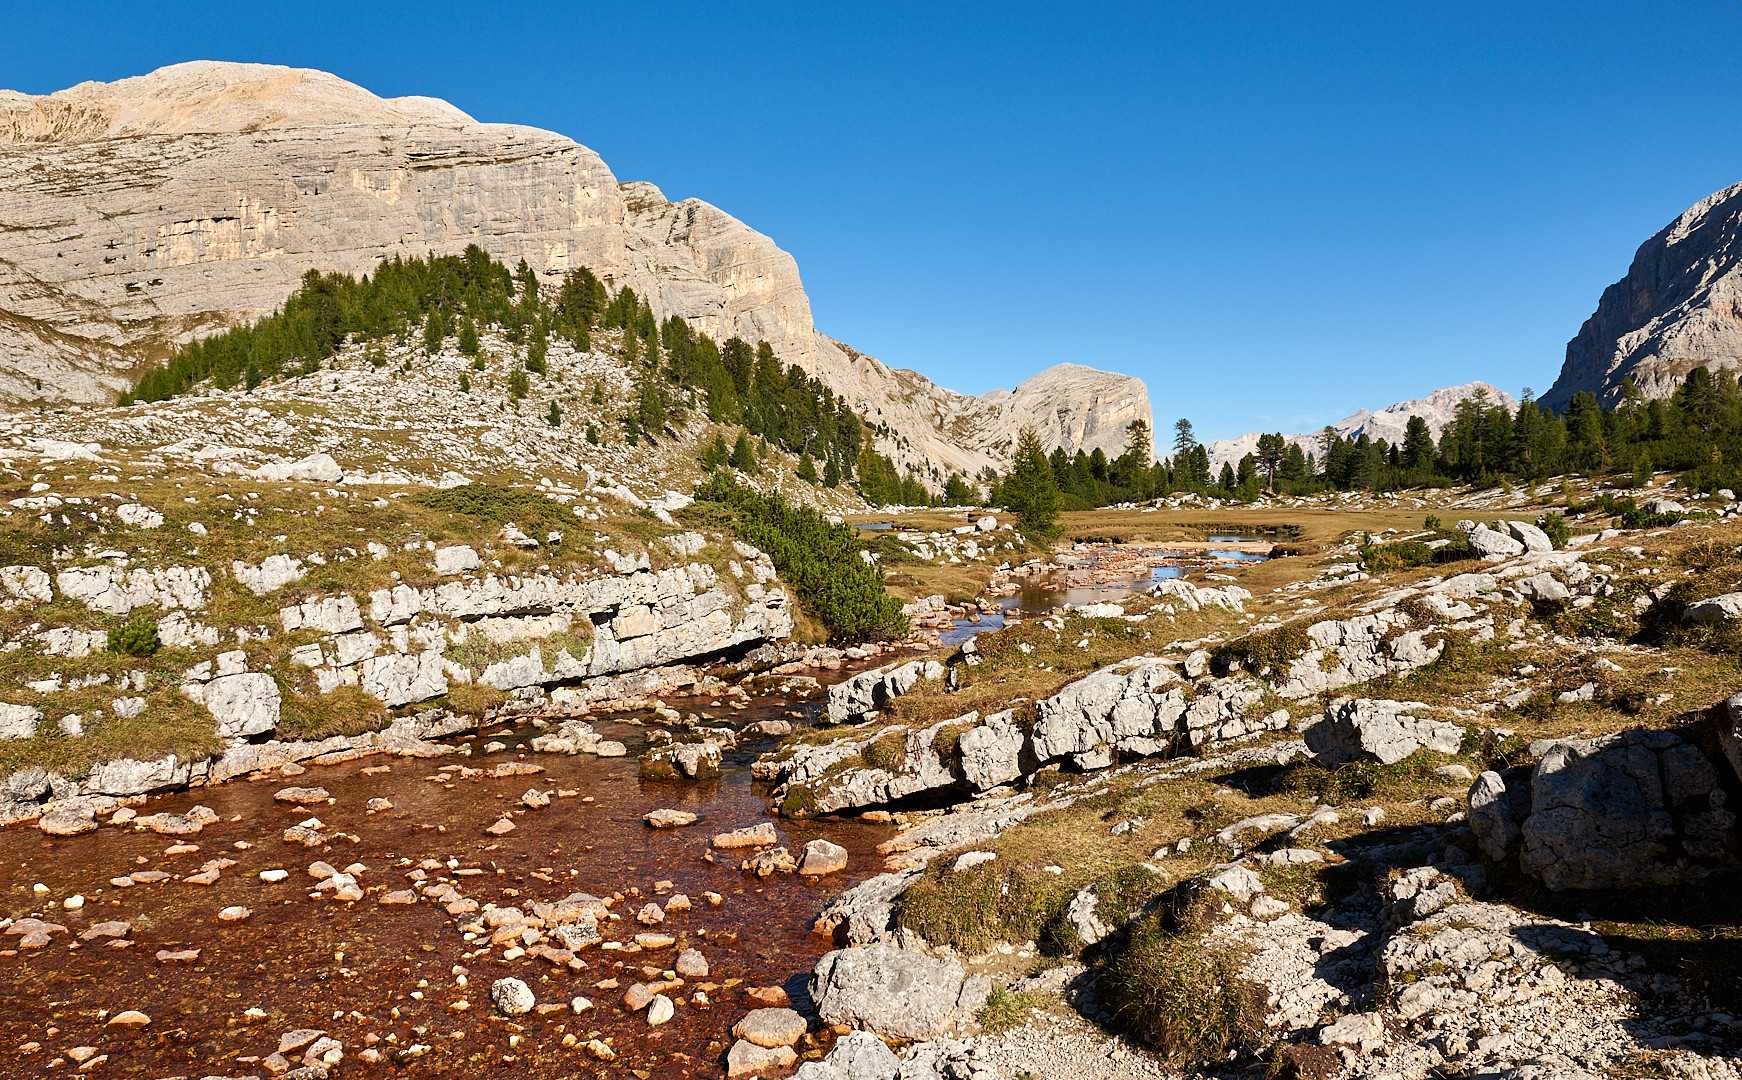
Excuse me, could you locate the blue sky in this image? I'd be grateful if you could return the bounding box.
[7,2,1742,441]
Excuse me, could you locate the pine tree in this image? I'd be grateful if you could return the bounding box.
[458,373,471,393]
[1000,426,1061,539]
[1218,461,1236,491]
[1173,418,1196,461]
[823,455,842,488]
[508,368,529,401]
[423,309,446,354]
[457,315,480,356]
[702,433,731,470]
[526,322,548,375]
[731,430,758,474]
[547,400,562,427]
[1402,415,1434,471]
[796,452,819,483]
[586,423,600,445]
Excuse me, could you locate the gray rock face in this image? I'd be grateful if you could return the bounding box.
[826,660,946,723]
[1515,573,1571,602]
[1304,698,1464,767]
[55,564,210,614]
[1545,177,1742,411]
[1275,611,1446,699]
[810,943,986,1041]
[791,1031,901,1080]
[0,703,43,740]
[1470,729,1738,889]
[1467,525,1526,559]
[1505,521,1555,553]
[1685,591,1742,623]
[0,565,52,602]
[202,673,281,739]
[773,659,1292,815]
[642,740,723,781]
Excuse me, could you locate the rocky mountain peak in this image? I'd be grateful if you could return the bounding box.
[1543,178,1742,411]
[0,61,1149,488]
[0,61,472,144]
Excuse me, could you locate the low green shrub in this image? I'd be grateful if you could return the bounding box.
[897,864,1071,955]
[107,616,160,657]
[1102,916,1261,1061]
[411,483,574,541]
[1538,512,1570,549]
[1211,624,1310,676]
[689,474,907,640]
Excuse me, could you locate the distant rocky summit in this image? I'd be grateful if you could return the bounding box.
[0,61,1148,476]
[1543,178,1742,411]
[1206,382,1516,469]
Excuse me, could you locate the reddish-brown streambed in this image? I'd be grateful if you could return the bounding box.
[0,691,895,1078]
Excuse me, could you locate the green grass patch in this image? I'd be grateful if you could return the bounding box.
[1211,624,1311,677]
[977,987,1047,1034]
[1102,916,1261,1062]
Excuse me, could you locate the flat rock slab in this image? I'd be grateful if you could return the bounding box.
[274,787,329,803]
[733,1006,807,1048]
[727,1039,797,1078]
[643,809,697,828]
[712,822,778,849]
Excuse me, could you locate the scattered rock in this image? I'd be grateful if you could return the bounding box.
[798,838,849,876]
[733,1006,807,1048]
[490,978,535,1017]
[643,808,697,828]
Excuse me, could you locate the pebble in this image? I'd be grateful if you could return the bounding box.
[647,994,675,1026]
[217,906,252,922]
[107,1010,150,1028]
[260,869,289,882]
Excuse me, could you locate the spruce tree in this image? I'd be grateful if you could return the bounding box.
[797,452,819,483]
[586,423,600,445]
[457,315,480,356]
[731,430,758,473]
[702,433,731,470]
[823,455,841,488]
[423,309,446,354]
[1000,426,1061,539]
[547,400,562,427]
[458,373,471,393]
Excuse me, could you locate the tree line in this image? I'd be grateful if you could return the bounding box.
[1013,372,1742,512]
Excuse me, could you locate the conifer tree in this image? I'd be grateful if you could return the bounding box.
[731,430,758,473]
[547,400,562,427]
[423,308,446,354]
[702,433,731,470]
[797,452,819,483]
[1000,426,1061,539]
[457,315,480,356]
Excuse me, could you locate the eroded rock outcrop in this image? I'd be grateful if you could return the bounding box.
[1469,728,1739,889]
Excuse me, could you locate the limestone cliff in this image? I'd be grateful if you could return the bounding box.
[1543,179,1742,411]
[0,60,1150,485]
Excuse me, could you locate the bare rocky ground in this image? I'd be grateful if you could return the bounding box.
[764,482,1742,1080]
[7,359,1742,1080]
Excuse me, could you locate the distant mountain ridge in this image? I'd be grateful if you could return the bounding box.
[0,61,1151,487]
[1204,382,1517,469]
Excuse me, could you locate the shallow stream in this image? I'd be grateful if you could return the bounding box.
[0,688,892,1078]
